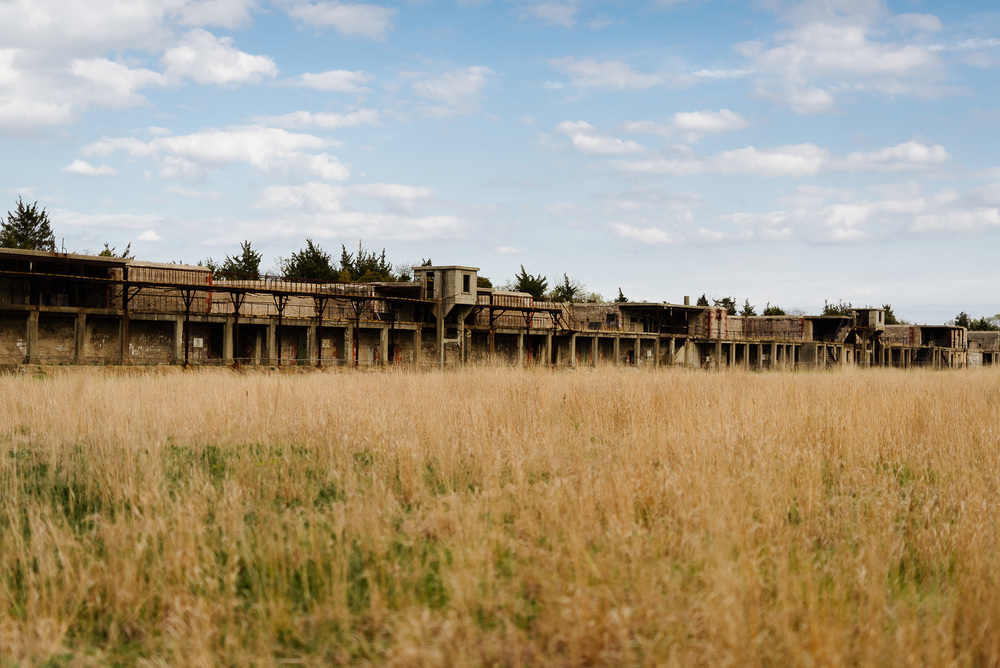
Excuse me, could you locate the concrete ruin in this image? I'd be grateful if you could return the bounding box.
[1,248,996,369]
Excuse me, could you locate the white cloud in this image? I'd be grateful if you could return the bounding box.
[524,2,579,27]
[259,109,380,129]
[611,222,675,244]
[843,140,949,171]
[497,246,524,255]
[555,121,644,155]
[162,29,277,85]
[70,58,167,108]
[137,230,162,241]
[412,66,492,116]
[549,57,663,90]
[289,2,396,40]
[716,144,828,177]
[84,125,347,181]
[739,16,945,114]
[288,69,373,92]
[63,159,118,176]
[624,109,748,142]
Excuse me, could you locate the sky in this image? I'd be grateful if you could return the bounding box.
[2,0,999,323]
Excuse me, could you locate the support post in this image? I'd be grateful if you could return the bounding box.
[413,328,422,368]
[76,313,88,364]
[380,326,389,365]
[569,333,577,367]
[172,316,183,365]
[223,319,234,364]
[26,310,39,364]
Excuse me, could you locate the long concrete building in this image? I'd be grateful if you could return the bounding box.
[1,248,998,369]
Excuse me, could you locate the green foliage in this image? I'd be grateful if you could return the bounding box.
[881,304,900,325]
[739,299,756,317]
[762,302,786,316]
[954,312,1000,331]
[615,288,628,303]
[822,300,853,317]
[548,273,584,303]
[513,265,548,300]
[338,241,397,282]
[696,293,709,307]
[583,291,605,303]
[1,197,55,251]
[713,296,737,316]
[477,275,493,288]
[98,242,133,259]
[217,240,262,279]
[279,240,338,281]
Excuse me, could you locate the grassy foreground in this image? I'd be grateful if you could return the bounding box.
[2,365,1000,666]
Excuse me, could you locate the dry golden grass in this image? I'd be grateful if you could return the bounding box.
[2,364,1000,666]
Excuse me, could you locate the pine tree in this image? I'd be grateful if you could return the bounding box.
[1,197,55,251]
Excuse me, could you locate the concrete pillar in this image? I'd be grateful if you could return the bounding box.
[592,336,598,367]
[757,343,763,369]
[634,338,641,366]
[413,328,422,368]
[613,337,620,365]
[76,313,89,364]
[669,337,676,366]
[727,342,735,367]
[343,327,353,365]
[223,319,234,364]
[436,302,445,367]
[714,341,722,370]
[26,310,39,364]
[266,321,276,365]
[307,323,317,364]
[744,343,750,369]
[253,329,262,365]
[380,326,389,365]
[769,342,777,369]
[569,333,577,367]
[517,331,525,366]
[654,337,660,368]
[172,315,183,364]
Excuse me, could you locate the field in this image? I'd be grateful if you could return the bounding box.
[2,365,1000,666]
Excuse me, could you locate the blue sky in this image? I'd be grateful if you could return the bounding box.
[2,0,999,323]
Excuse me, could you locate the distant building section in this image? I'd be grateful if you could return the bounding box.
[0,248,995,369]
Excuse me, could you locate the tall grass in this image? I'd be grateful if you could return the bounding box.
[2,365,1000,665]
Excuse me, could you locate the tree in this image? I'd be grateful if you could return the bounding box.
[953,312,971,329]
[338,241,397,282]
[549,273,584,303]
[477,275,493,288]
[881,304,901,325]
[279,239,338,281]
[696,294,709,306]
[822,300,853,316]
[513,265,548,300]
[218,240,262,280]
[739,299,756,317]
[99,242,133,259]
[762,302,785,316]
[615,288,628,303]
[1,197,55,251]
[713,296,737,316]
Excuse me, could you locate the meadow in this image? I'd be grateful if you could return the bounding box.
[2,364,1000,666]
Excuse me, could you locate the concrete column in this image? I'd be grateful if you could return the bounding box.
[517,331,525,366]
[634,338,641,366]
[727,342,735,367]
[253,329,262,365]
[545,331,553,366]
[413,328,422,368]
[757,343,763,369]
[266,321,276,365]
[613,337,620,365]
[76,313,89,364]
[770,342,777,369]
[592,337,598,367]
[223,319,234,364]
[654,337,660,368]
[172,316,183,364]
[436,302,445,367]
[744,343,750,369]
[307,323,317,364]
[569,333,577,368]
[380,326,389,365]
[669,337,676,366]
[26,310,39,364]
[714,341,722,370]
[343,327,353,365]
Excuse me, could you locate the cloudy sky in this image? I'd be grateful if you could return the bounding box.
[2,0,999,322]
